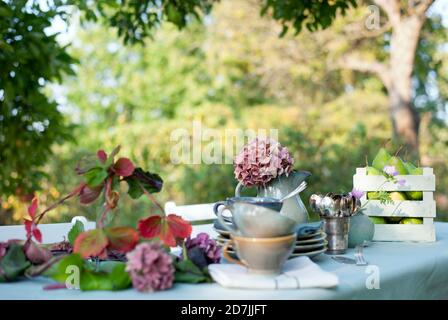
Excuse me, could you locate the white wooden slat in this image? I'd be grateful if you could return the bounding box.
[354,167,436,242]
[0,217,95,244]
[361,199,436,217]
[353,174,435,191]
[164,201,216,222]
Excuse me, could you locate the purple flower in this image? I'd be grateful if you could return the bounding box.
[397,179,406,186]
[349,188,365,200]
[383,165,398,176]
[126,242,174,292]
[185,233,221,267]
[234,137,294,187]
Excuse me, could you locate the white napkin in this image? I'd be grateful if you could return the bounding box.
[208,256,338,290]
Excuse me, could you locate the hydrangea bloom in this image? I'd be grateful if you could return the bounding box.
[185,232,221,267]
[126,242,174,292]
[234,137,294,187]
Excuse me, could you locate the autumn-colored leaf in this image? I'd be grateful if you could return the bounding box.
[24,219,32,234]
[24,219,42,243]
[73,229,109,258]
[24,241,52,264]
[104,227,139,253]
[138,214,192,247]
[113,158,135,177]
[138,215,162,238]
[79,184,103,205]
[106,190,120,209]
[33,228,42,243]
[97,150,108,163]
[166,214,192,239]
[28,198,38,219]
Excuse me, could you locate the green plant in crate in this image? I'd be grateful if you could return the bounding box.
[365,148,426,224]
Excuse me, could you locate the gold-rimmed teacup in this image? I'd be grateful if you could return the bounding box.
[222,234,296,275]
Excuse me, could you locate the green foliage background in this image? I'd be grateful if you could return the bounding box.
[1,0,447,226]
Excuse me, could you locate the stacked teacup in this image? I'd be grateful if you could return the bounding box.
[213,197,297,275]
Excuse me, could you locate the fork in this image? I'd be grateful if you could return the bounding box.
[354,245,368,266]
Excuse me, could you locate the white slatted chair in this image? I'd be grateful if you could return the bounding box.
[0,216,96,244]
[164,201,219,237]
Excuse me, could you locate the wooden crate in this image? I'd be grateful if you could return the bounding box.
[353,167,436,242]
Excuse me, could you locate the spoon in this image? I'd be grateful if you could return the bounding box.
[279,181,307,202]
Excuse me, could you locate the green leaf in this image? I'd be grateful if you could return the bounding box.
[47,254,131,291]
[174,259,211,284]
[125,177,143,199]
[79,265,131,291]
[110,263,132,290]
[0,244,30,282]
[80,270,114,291]
[125,167,163,199]
[68,220,85,246]
[48,253,84,283]
[84,167,109,187]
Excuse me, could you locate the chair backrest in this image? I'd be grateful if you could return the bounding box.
[0,216,96,244]
[164,201,217,222]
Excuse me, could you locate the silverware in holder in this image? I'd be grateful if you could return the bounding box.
[310,193,361,255]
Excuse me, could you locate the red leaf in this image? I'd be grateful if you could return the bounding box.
[24,219,42,242]
[79,184,103,205]
[24,219,33,235]
[28,198,38,219]
[138,215,162,238]
[24,241,51,264]
[73,229,109,258]
[97,150,108,163]
[104,227,139,253]
[33,227,42,243]
[166,214,192,239]
[138,214,192,247]
[113,158,135,177]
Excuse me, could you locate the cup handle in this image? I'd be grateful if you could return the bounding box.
[222,240,244,266]
[215,204,237,234]
[213,201,227,217]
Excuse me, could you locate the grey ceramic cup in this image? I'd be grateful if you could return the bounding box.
[223,234,296,274]
[213,197,283,219]
[215,202,297,238]
[213,196,283,222]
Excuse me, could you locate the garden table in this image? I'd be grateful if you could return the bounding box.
[1,222,448,300]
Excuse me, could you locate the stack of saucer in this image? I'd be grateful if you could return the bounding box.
[214,221,327,259]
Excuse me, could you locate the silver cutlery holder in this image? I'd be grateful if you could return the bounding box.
[323,216,350,255]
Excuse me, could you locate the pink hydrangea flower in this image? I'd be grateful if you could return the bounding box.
[234,137,294,187]
[126,242,174,292]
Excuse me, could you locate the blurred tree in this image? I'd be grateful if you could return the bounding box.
[334,0,439,158]
[0,0,357,202]
[0,0,75,200]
